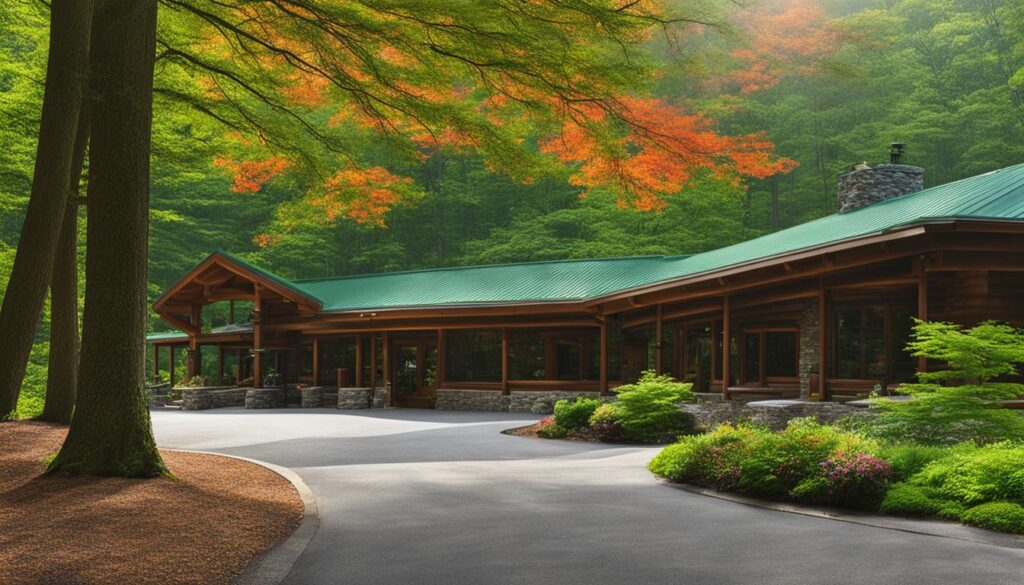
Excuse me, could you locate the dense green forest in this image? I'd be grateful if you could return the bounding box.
[2,0,1023,417]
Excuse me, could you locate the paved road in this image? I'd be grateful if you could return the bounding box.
[151,409,1024,585]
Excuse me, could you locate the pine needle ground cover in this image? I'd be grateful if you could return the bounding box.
[0,422,302,584]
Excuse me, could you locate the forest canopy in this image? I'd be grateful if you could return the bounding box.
[2,0,1023,419]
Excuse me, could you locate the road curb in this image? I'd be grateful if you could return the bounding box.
[164,449,319,585]
[656,477,1024,550]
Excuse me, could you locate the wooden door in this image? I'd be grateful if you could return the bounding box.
[391,338,437,408]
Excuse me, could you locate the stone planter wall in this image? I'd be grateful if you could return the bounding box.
[371,386,388,409]
[300,386,324,408]
[245,388,287,409]
[683,397,874,430]
[321,388,338,407]
[180,386,247,410]
[337,387,372,409]
[508,390,603,414]
[435,389,506,411]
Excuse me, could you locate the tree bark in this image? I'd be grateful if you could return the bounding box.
[0,0,94,420]
[39,108,90,424]
[47,0,165,477]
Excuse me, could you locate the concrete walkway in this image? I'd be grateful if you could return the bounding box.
[151,409,1024,585]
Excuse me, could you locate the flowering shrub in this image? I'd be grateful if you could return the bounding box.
[536,416,568,439]
[649,420,888,509]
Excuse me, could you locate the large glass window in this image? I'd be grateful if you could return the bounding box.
[834,303,915,383]
[510,330,545,380]
[765,332,798,377]
[555,339,582,380]
[742,333,761,383]
[445,329,502,382]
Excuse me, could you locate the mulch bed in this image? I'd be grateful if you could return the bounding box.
[0,421,303,585]
[503,421,599,441]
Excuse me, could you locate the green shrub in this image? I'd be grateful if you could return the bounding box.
[867,320,1024,445]
[611,371,695,443]
[536,416,569,439]
[911,443,1024,505]
[880,483,943,517]
[553,398,602,431]
[960,502,1024,534]
[879,444,953,481]
[588,403,625,442]
[649,420,886,507]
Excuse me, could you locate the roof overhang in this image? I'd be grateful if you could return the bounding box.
[153,252,322,322]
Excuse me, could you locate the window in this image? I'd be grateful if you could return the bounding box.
[742,333,761,383]
[834,303,915,383]
[445,329,502,382]
[555,340,582,380]
[765,332,798,378]
[509,330,545,380]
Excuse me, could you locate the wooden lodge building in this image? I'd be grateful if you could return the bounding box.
[149,162,1024,411]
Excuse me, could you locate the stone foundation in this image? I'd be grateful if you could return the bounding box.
[337,387,372,409]
[245,388,287,409]
[300,386,324,408]
[435,389,506,411]
[683,397,874,430]
[798,300,819,399]
[371,386,388,409]
[181,386,247,410]
[508,390,603,414]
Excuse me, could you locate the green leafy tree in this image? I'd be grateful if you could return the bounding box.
[870,320,1024,445]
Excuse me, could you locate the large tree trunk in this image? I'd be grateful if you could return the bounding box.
[47,0,165,477]
[39,108,90,424]
[0,0,94,420]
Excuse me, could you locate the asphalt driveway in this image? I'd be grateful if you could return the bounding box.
[151,409,1024,585]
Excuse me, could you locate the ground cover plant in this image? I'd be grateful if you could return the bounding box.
[537,372,695,443]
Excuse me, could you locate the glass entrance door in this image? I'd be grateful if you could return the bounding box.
[392,338,437,408]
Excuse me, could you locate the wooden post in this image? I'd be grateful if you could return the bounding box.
[169,346,176,387]
[599,319,608,394]
[917,256,928,375]
[818,279,828,401]
[436,329,444,387]
[253,284,263,389]
[229,299,234,324]
[152,344,159,383]
[655,304,664,374]
[382,332,390,405]
[312,336,319,386]
[370,334,377,388]
[355,334,364,387]
[501,327,509,395]
[217,346,224,386]
[722,296,730,399]
[187,304,201,380]
[710,321,718,391]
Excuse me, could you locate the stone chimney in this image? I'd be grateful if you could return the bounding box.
[836,163,924,213]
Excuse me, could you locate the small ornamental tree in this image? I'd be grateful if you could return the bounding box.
[606,371,695,443]
[870,320,1024,445]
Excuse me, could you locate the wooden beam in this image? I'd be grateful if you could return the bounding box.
[382,332,390,405]
[722,296,730,399]
[217,346,224,386]
[153,344,159,383]
[186,305,201,380]
[169,346,176,387]
[370,334,377,388]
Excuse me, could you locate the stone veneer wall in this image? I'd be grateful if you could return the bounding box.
[508,390,602,414]
[798,300,819,400]
[245,388,287,409]
[337,387,372,409]
[300,386,323,408]
[836,164,924,213]
[435,389,507,411]
[683,395,873,431]
[435,388,604,413]
[181,387,247,410]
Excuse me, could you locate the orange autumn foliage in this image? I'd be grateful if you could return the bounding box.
[214,156,291,193]
[717,0,840,94]
[540,96,796,212]
[305,167,414,228]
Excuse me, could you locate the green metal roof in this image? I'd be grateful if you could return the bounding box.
[161,162,1024,317]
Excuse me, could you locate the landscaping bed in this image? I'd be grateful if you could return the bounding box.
[0,421,303,585]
